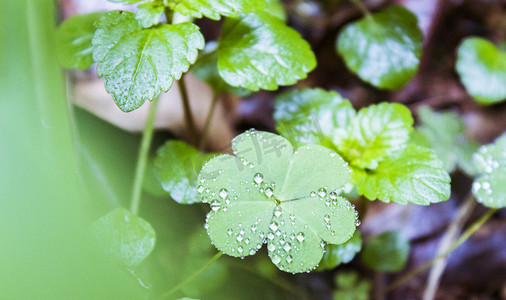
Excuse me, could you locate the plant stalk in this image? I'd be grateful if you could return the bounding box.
[349,0,372,18]
[130,99,160,214]
[161,251,223,299]
[423,194,476,300]
[373,207,497,298]
[198,93,220,150]
[178,76,200,146]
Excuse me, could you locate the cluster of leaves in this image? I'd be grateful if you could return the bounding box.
[55,0,506,296]
[274,88,452,205]
[57,0,315,111]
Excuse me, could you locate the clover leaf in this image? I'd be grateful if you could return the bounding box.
[318,230,362,271]
[456,37,506,105]
[362,230,409,272]
[91,208,156,268]
[336,6,423,90]
[274,88,451,205]
[92,11,204,112]
[218,12,316,91]
[135,1,164,28]
[472,133,506,208]
[56,12,105,70]
[198,130,357,273]
[154,140,214,204]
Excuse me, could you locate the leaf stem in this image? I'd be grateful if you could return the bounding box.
[178,75,200,146]
[130,99,160,214]
[349,0,372,18]
[372,207,497,298]
[160,251,223,299]
[198,93,220,150]
[422,194,476,300]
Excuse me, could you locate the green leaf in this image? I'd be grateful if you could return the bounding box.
[412,106,480,176]
[192,42,251,97]
[143,156,170,197]
[274,88,355,147]
[455,139,480,177]
[56,12,104,70]
[264,0,286,21]
[136,1,164,28]
[362,230,409,272]
[198,130,357,273]
[413,107,465,173]
[169,0,267,20]
[92,11,204,112]
[155,140,214,204]
[456,37,506,105]
[355,145,451,205]
[472,133,506,208]
[109,0,143,3]
[218,12,316,91]
[318,230,362,271]
[335,102,413,170]
[333,271,371,300]
[336,6,423,90]
[91,208,156,268]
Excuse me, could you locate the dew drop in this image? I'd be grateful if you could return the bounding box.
[286,255,293,263]
[237,246,243,253]
[267,232,275,240]
[274,208,282,217]
[324,214,331,223]
[197,185,205,193]
[269,222,279,231]
[227,229,233,235]
[268,243,276,251]
[249,249,256,255]
[272,255,281,265]
[265,188,274,198]
[318,188,327,198]
[254,173,264,184]
[210,200,221,212]
[296,232,305,242]
[219,188,228,199]
[237,235,243,242]
[283,243,291,252]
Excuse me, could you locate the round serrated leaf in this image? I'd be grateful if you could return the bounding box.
[318,230,362,271]
[155,140,214,204]
[355,145,451,205]
[218,12,316,91]
[192,42,252,97]
[472,133,506,208]
[198,130,356,273]
[274,88,355,147]
[456,37,506,105]
[135,2,164,28]
[56,12,105,70]
[335,102,414,170]
[91,208,156,268]
[362,230,409,272]
[170,0,267,20]
[92,11,204,112]
[336,6,423,90]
